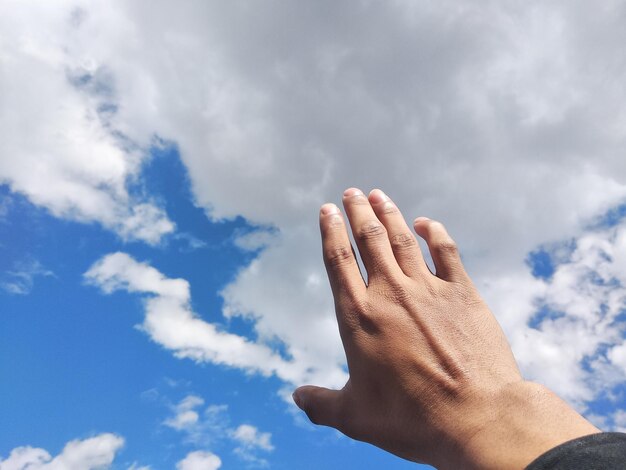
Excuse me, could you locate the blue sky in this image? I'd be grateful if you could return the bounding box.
[2,2,626,469]
[0,149,419,469]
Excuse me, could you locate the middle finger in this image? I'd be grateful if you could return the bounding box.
[342,187,404,283]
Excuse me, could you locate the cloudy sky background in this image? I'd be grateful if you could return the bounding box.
[2,1,626,468]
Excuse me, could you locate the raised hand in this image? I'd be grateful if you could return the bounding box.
[293,188,599,470]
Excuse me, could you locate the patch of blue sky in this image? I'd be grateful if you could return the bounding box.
[588,202,626,230]
[526,199,626,285]
[0,148,426,468]
[526,248,556,280]
[0,151,265,466]
[526,238,577,281]
[583,382,626,428]
[527,305,567,330]
[523,200,626,433]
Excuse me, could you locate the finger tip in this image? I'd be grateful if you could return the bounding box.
[320,203,340,215]
[343,187,363,197]
[292,389,305,408]
[413,216,430,226]
[368,188,388,204]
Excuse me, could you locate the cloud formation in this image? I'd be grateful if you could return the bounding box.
[4,0,626,421]
[1,258,54,295]
[163,395,274,466]
[0,433,124,470]
[84,252,342,387]
[176,451,221,470]
[230,424,274,466]
[0,1,174,244]
[475,213,626,417]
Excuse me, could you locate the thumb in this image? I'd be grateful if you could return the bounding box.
[293,385,344,428]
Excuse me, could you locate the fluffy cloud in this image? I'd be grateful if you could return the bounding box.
[176,451,221,470]
[230,425,274,452]
[0,1,174,244]
[164,395,274,466]
[163,398,228,446]
[0,434,124,470]
[164,395,205,431]
[230,424,274,465]
[84,252,340,386]
[5,0,626,419]
[492,215,626,411]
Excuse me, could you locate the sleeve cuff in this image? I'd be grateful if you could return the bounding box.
[526,432,626,469]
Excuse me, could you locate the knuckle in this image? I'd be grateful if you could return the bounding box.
[433,239,458,256]
[422,278,441,301]
[348,297,370,316]
[356,220,386,241]
[343,298,380,334]
[390,232,417,251]
[324,245,353,268]
[377,282,414,306]
[380,203,400,215]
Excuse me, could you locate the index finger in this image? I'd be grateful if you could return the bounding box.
[320,203,366,304]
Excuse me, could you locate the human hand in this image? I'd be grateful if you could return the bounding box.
[293,188,599,469]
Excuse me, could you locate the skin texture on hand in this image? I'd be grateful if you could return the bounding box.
[293,188,600,470]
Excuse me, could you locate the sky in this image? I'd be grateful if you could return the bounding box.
[1,1,626,468]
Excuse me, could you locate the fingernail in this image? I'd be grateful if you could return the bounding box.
[414,217,430,224]
[368,189,390,204]
[320,203,340,215]
[343,187,363,197]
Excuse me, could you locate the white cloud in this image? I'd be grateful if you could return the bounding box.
[61,0,626,403]
[0,1,174,244]
[6,0,626,422]
[494,217,626,410]
[163,396,229,448]
[84,253,333,386]
[127,464,150,470]
[613,410,626,433]
[163,397,227,446]
[163,396,274,466]
[176,451,221,470]
[230,425,274,452]
[0,433,124,470]
[1,258,54,295]
[232,229,278,253]
[164,395,205,431]
[230,424,274,465]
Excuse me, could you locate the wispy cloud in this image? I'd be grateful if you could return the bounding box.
[1,257,54,295]
[0,192,11,221]
[164,395,274,467]
[493,212,626,416]
[84,252,345,388]
[230,424,274,467]
[172,232,208,253]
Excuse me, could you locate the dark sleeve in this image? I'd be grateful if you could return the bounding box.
[525,432,626,470]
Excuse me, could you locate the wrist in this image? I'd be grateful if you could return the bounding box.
[444,381,600,470]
